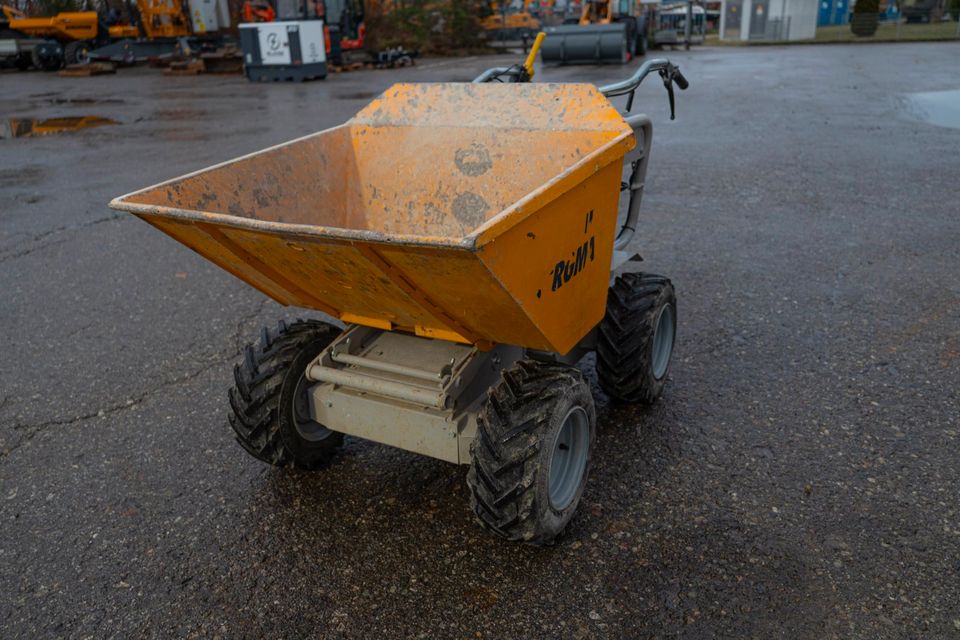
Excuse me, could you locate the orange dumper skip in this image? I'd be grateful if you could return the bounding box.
[111,53,689,544]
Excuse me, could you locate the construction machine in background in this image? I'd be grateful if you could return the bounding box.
[87,0,230,64]
[0,0,230,69]
[324,0,367,64]
[243,0,367,64]
[481,0,541,41]
[540,0,647,64]
[0,4,105,68]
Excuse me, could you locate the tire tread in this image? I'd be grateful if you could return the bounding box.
[228,319,342,469]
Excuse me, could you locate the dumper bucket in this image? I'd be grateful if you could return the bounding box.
[540,23,629,64]
[110,82,634,354]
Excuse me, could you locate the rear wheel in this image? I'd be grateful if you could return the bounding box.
[596,272,677,403]
[228,319,343,469]
[467,360,596,544]
[64,40,91,65]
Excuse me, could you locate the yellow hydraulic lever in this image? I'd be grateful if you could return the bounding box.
[523,32,546,79]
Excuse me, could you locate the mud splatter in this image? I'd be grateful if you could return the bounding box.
[454,142,493,177]
[451,192,489,228]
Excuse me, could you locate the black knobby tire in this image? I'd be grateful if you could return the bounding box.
[467,360,596,544]
[596,272,677,404]
[228,319,343,470]
[64,40,91,65]
[31,43,63,71]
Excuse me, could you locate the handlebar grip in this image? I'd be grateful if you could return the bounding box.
[673,69,689,90]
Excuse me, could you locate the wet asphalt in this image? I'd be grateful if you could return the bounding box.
[1,43,959,638]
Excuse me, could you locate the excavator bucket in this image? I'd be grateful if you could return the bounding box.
[540,22,629,64]
[110,83,635,355]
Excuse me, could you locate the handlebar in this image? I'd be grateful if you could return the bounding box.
[597,58,674,97]
[599,57,689,120]
[474,50,689,119]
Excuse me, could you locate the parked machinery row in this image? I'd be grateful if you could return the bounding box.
[0,0,228,71]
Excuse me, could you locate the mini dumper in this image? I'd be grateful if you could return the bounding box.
[110,40,689,544]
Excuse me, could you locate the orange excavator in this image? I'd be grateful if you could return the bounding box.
[242,0,276,22]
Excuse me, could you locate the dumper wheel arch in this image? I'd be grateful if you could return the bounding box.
[229,319,343,470]
[597,273,676,404]
[467,360,596,545]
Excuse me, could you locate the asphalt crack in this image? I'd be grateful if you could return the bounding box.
[0,296,275,462]
[0,213,124,265]
[2,344,234,462]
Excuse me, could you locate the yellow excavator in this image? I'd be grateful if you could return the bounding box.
[1,4,100,68]
[0,0,222,70]
[481,0,541,41]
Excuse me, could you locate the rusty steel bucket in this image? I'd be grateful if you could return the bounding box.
[110,82,635,354]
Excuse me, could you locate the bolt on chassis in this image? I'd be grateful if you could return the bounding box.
[110,39,689,544]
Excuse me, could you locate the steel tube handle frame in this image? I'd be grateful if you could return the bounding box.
[615,114,652,252]
[600,58,688,117]
[598,58,674,97]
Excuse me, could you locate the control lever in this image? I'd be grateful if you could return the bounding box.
[660,68,676,120]
[657,64,690,120]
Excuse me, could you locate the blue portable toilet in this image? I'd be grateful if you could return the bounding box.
[818,0,848,24]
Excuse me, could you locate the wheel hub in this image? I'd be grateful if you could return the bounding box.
[652,303,675,380]
[292,373,333,442]
[548,406,590,511]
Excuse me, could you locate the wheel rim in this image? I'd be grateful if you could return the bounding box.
[291,372,333,442]
[548,406,590,511]
[651,303,675,380]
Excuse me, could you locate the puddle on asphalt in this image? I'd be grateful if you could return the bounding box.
[0,116,119,139]
[46,97,125,105]
[902,89,960,130]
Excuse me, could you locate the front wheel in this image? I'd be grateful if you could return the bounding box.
[228,319,343,469]
[31,42,64,71]
[467,360,596,544]
[596,272,677,403]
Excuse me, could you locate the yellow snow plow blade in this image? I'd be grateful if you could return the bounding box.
[110,82,634,354]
